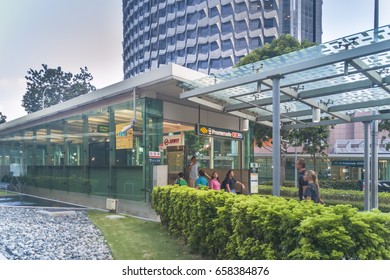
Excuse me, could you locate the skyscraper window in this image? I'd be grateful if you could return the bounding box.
[235,2,247,13]
[210,7,219,17]
[123,0,322,78]
[221,22,233,35]
[221,3,233,15]
[236,20,247,32]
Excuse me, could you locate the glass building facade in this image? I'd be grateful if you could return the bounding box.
[0,98,163,203]
[122,0,323,78]
[0,64,253,217]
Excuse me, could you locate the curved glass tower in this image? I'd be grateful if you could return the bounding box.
[122,0,322,78]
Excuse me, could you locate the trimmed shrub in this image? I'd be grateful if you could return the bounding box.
[152,185,390,260]
[258,185,390,212]
[262,179,360,190]
[320,179,360,190]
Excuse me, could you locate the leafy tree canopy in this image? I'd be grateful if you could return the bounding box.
[185,130,206,157]
[234,35,331,175]
[288,123,331,171]
[236,34,316,149]
[22,64,96,114]
[379,120,390,150]
[235,34,315,68]
[0,112,6,124]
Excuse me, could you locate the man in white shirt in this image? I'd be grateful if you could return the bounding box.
[188,156,198,188]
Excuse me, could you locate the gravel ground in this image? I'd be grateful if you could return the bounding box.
[0,207,113,260]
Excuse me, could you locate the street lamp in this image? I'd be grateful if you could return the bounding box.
[41,83,70,109]
[41,85,52,109]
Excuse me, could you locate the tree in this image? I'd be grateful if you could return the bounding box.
[22,64,96,113]
[288,124,331,172]
[378,120,390,150]
[236,34,315,68]
[235,35,320,184]
[0,112,6,124]
[184,130,206,157]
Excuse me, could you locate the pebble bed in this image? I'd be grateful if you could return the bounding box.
[0,207,113,260]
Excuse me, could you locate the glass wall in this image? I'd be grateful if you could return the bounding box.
[0,98,163,203]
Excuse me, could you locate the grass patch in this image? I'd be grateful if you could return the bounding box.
[0,190,9,196]
[87,210,204,260]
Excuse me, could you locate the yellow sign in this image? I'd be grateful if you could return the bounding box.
[115,123,133,149]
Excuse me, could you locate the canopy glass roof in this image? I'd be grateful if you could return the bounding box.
[180,25,390,128]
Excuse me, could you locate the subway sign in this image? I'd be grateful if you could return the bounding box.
[195,124,243,141]
[332,161,364,167]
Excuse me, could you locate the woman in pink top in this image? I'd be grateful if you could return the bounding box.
[209,171,221,190]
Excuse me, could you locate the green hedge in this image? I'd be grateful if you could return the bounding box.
[261,180,360,190]
[258,185,390,212]
[320,179,360,190]
[152,186,390,260]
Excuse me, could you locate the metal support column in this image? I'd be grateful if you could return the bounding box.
[210,137,214,169]
[272,76,281,196]
[364,121,371,211]
[371,115,379,209]
[108,107,116,198]
[374,0,379,43]
[371,1,379,209]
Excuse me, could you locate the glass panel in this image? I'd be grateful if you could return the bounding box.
[213,138,239,169]
[222,22,233,35]
[221,3,233,15]
[180,26,390,121]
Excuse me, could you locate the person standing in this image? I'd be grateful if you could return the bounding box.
[175,172,187,186]
[295,158,307,201]
[188,156,198,188]
[221,169,245,194]
[303,170,321,203]
[209,171,221,190]
[195,169,209,189]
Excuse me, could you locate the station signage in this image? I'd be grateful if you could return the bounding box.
[97,125,109,133]
[195,124,243,141]
[149,151,161,164]
[115,123,133,149]
[331,161,364,167]
[249,163,259,194]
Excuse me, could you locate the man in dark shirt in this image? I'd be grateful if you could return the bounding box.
[295,158,307,201]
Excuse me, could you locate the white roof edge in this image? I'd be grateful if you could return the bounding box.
[0,64,203,132]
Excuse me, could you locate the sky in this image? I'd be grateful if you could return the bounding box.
[1,0,390,121]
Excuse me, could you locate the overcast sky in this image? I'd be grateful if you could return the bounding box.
[1,0,389,121]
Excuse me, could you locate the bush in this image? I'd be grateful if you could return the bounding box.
[258,185,390,212]
[320,179,360,191]
[261,179,359,190]
[261,181,295,187]
[152,185,390,260]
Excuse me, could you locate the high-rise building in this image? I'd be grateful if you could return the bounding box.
[122,0,322,78]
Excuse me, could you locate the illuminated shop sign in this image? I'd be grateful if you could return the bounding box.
[195,124,243,141]
[161,134,184,148]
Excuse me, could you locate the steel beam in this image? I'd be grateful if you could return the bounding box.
[272,77,281,197]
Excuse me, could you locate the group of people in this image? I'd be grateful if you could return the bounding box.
[175,156,245,193]
[175,156,322,202]
[295,158,324,204]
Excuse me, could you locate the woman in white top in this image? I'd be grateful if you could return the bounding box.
[187,156,198,188]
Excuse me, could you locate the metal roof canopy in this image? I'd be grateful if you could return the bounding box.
[180,25,390,129]
[179,25,390,207]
